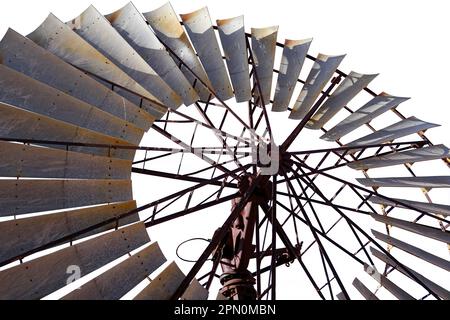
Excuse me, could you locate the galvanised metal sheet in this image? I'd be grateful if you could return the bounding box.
[181,7,233,101]
[181,278,209,300]
[344,117,439,153]
[321,93,410,141]
[143,3,212,101]
[307,71,378,128]
[0,65,143,145]
[289,54,345,120]
[27,13,166,118]
[0,102,136,160]
[251,26,278,105]
[370,247,450,300]
[105,3,198,106]
[356,176,450,188]
[0,28,154,131]
[272,38,312,111]
[0,141,131,179]
[371,230,450,272]
[348,145,450,170]
[0,222,149,300]
[0,179,132,217]
[0,201,139,263]
[352,278,379,300]
[217,16,251,102]
[67,5,181,109]
[371,213,450,244]
[363,262,414,300]
[62,242,166,300]
[369,196,450,217]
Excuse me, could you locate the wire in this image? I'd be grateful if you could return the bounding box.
[176,237,212,263]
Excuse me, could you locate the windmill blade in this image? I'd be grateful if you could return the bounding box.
[0,179,132,217]
[66,5,181,109]
[348,145,450,170]
[289,53,345,120]
[27,13,167,119]
[62,242,166,300]
[371,213,450,244]
[0,222,149,300]
[371,230,450,272]
[352,278,379,300]
[321,93,410,141]
[370,247,450,300]
[357,176,450,189]
[343,117,440,153]
[0,28,154,131]
[0,141,131,179]
[0,64,143,145]
[0,201,139,263]
[369,196,450,217]
[134,261,208,300]
[105,2,198,107]
[363,263,415,300]
[181,7,233,101]
[216,16,252,102]
[307,71,378,129]
[272,38,312,112]
[0,102,136,160]
[143,2,211,101]
[251,26,278,105]
[336,292,347,300]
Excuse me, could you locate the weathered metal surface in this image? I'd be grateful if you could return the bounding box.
[348,145,450,170]
[181,7,233,101]
[62,242,166,300]
[272,38,312,111]
[217,16,251,102]
[344,117,439,152]
[181,278,209,300]
[0,141,131,179]
[0,201,139,263]
[371,230,450,272]
[0,28,154,131]
[105,3,198,106]
[66,6,181,109]
[321,93,410,141]
[143,3,211,101]
[307,71,378,128]
[0,179,132,217]
[352,278,379,300]
[251,26,278,105]
[27,13,166,119]
[371,213,450,243]
[0,102,136,160]
[289,53,345,119]
[370,247,450,300]
[369,196,450,217]
[357,176,450,188]
[0,222,149,300]
[363,263,414,300]
[0,64,143,145]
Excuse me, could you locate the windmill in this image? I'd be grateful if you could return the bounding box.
[0,2,448,300]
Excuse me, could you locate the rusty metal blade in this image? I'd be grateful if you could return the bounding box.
[321,93,410,141]
[0,222,149,300]
[181,7,233,101]
[290,53,345,119]
[143,3,211,101]
[251,26,278,105]
[369,196,450,217]
[307,71,378,128]
[0,201,139,263]
[0,179,132,217]
[217,16,251,102]
[272,38,312,111]
[357,176,450,189]
[62,242,166,300]
[352,278,379,300]
[0,28,154,131]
